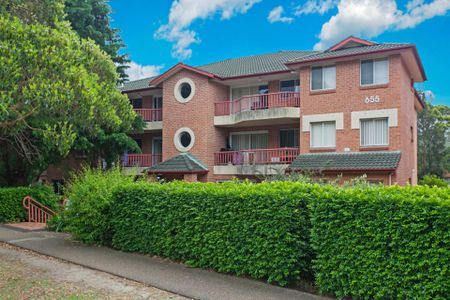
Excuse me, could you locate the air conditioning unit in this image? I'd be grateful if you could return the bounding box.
[271,157,281,163]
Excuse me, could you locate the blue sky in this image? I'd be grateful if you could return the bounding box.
[109,0,450,105]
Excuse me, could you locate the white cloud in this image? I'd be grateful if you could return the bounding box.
[155,0,261,60]
[423,90,435,99]
[312,0,450,50]
[125,61,164,81]
[397,0,450,29]
[295,0,337,16]
[268,6,294,23]
[313,0,399,50]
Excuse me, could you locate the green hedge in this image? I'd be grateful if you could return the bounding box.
[310,185,450,299]
[61,167,136,245]
[0,185,59,223]
[62,175,450,297]
[110,181,314,285]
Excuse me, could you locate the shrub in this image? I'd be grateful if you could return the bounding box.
[419,174,448,187]
[310,185,450,299]
[61,166,136,245]
[110,181,315,285]
[0,185,58,223]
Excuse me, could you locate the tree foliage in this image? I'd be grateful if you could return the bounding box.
[64,0,130,82]
[0,1,140,185]
[417,94,450,178]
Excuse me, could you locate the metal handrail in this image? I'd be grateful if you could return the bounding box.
[214,92,300,116]
[22,196,56,224]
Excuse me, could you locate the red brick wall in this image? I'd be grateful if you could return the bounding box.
[298,53,417,184]
[162,70,229,181]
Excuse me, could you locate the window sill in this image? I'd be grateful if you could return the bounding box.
[310,147,336,153]
[309,89,336,95]
[360,84,389,90]
[359,146,389,151]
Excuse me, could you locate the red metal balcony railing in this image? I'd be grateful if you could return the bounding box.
[124,154,162,167]
[134,108,162,122]
[23,196,55,224]
[214,92,300,116]
[214,148,300,166]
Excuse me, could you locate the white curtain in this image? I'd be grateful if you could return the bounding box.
[231,133,268,150]
[311,122,336,148]
[374,59,389,85]
[323,66,336,89]
[231,86,259,100]
[360,118,388,146]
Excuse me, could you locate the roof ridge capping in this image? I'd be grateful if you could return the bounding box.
[196,50,315,67]
[284,37,425,81]
[326,36,376,52]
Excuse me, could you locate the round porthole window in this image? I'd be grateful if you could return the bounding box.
[180,83,192,99]
[174,78,195,103]
[174,127,195,152]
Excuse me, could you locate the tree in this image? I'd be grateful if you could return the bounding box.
[64,0,130,83]
[417,93,450,178]
[0,2,140,185]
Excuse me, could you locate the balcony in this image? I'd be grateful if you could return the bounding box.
[123,154,162,167]
[214,92,300,127]
[134,109,162,131]
[213,148,300,175]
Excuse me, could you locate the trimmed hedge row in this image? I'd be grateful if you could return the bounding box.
[0,185,59,222]
[110,181,314,285]
[65,178,450,298]
[310,185,450,299]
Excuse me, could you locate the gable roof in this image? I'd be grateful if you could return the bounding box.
[119,76,156,92]
[196,51,316,78]
[120,36,426,91]
[327,36,375,51]
[286,43,412,65]
[150,63,216,85]
[288,151,401,172]
[146,152,208,174]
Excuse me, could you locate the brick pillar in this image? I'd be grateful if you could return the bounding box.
[183,173,198,182]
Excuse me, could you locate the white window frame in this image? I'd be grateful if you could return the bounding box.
[310,65,336,91]
[174,127,195,152]
[359,118,389,147]
[310,121,336,148]
[360,58,389,86]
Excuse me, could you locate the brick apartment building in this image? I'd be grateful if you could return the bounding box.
[46,36,426,186]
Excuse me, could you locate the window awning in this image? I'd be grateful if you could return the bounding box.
[288,151,401,172]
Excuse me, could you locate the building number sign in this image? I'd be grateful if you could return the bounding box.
[364,95,380,104]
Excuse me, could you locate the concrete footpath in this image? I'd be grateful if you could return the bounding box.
[0,225,326,300]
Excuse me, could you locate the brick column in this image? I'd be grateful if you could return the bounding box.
[183,173,198,182]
